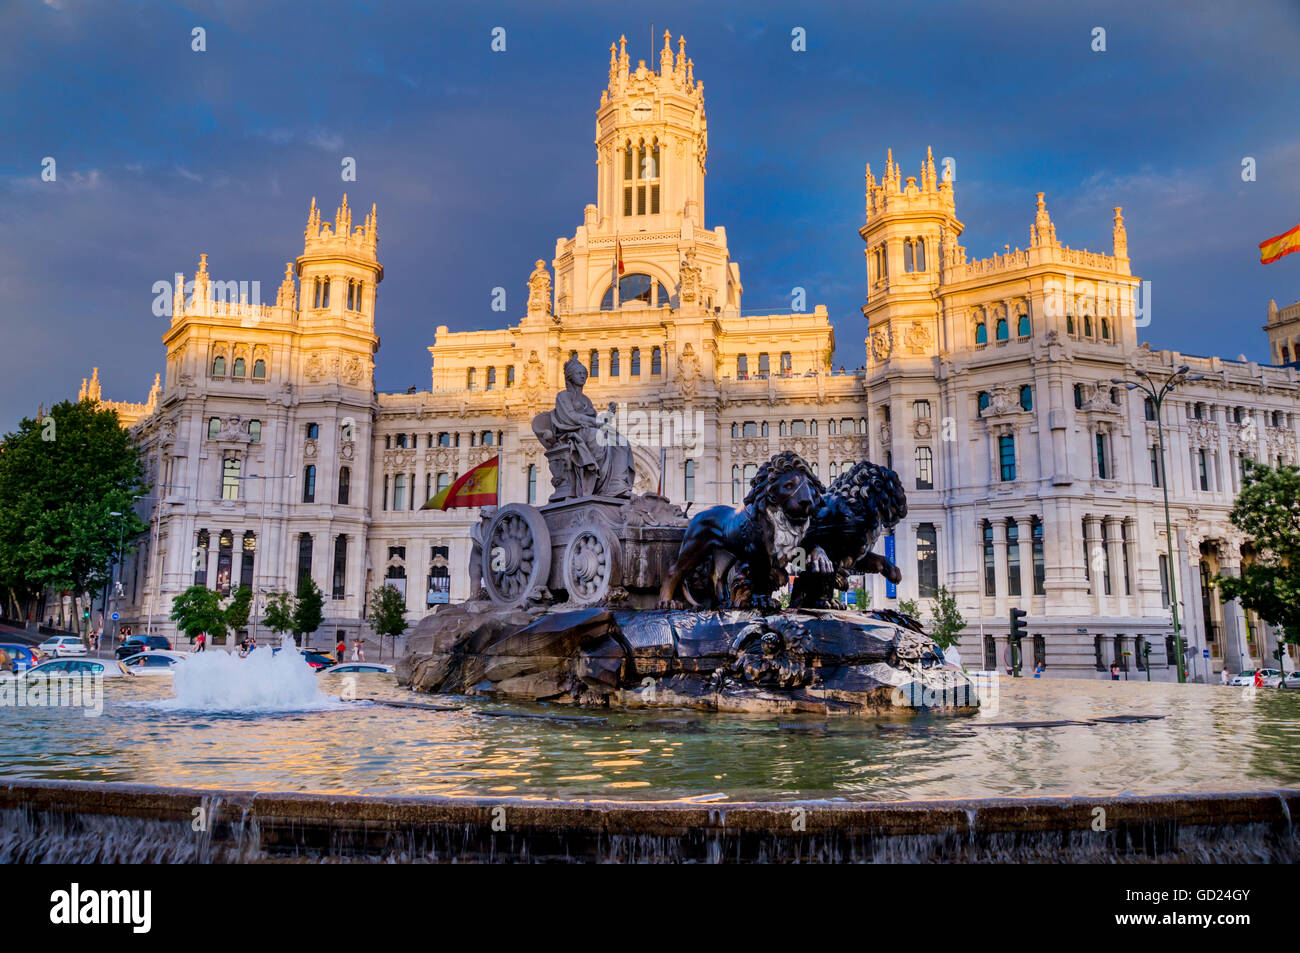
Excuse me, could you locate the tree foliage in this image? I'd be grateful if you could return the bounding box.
[369,584,408,639]
[262,591,295,636]
[0,399,149,620]
[224,586,252,631]
[1216,461,1300,642]
[170,585,227,642]
[927,586,968,650]
[292,577,324,643]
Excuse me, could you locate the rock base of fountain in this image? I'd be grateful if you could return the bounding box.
[397,601,978,716]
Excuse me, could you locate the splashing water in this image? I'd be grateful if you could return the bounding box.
[158,643,343,713]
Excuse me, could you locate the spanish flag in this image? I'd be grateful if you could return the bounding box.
[1260,222,1300,265]
[422,455,498,510]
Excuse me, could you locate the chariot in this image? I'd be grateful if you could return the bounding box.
[476,495,689,609]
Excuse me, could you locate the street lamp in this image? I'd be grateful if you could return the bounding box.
[1111,364,1204,684]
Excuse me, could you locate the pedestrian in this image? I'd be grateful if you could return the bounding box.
[1034,662,1043,678]
[195,631,206,653]
[1221,668,1231,686]
[352,638,365,662]
[1109,660,1120,681]
[336,636,346,663]
[1254,669,1264,688]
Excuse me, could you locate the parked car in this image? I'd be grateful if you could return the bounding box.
[24,658,117,677]
[1229,668,1281,687]
[1260,670,1291,688]
[271,647,337,670]
[317,662,394,675]
[118,650,188,676]
[38,636,87,658]
[0,643,43,673]
[115,635,173,660]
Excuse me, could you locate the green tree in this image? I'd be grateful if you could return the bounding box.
[927,585,967,651]
[0,399,148,632]
[897,597,921,620]
[369,583,409,659]
[170,585,228,644]
[262,591,295,639]
[1216,461,1300,644]
[225,586,252,632]
[852,585,870,610]
[292,577,324,645]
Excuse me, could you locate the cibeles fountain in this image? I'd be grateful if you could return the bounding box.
[399,358,979,716]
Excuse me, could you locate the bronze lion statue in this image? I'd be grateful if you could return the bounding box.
[790,460,908,609]
[658,451,829,610]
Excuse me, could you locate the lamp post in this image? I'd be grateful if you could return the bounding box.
[1111,365,1204,684]
[101,511,125,654]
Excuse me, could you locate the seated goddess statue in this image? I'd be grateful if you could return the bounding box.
[532,356,635,500]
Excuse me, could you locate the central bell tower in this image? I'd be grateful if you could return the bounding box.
[593,31,708,235]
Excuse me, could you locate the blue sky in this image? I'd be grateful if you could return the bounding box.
[2,0,1298,424]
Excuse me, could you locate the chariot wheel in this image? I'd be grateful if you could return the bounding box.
[562,525,622,606]
[482,504,552,607]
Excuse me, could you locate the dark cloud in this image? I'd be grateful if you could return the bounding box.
[2,0,1297,422]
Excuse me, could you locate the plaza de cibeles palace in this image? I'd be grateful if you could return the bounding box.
[81,33,1299,682]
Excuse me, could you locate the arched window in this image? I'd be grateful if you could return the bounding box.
[1074,384,1085,409]
[1019,385,1033,411]
[1066,314,1076,335]
[779,421,788,437]
[1101,317,1111,340]
[247,419,262,443]
[610,348,620,376]
[731,422,739,438]
[486,367,496,391]
[208,417,221,439]
[977,392,990,412]
[1017,313,1030,337]
[761,422,769,437]
[481,431,494,446]
[651,347,662,375]
[600,273,671,310]
[306,422,319,440]
[320,278,330,308]
[506,365,515,386]
[211,355,226,376]
[252,358,266,379]
[975,321,988,345]
[527,464,537,504]
[742,421,758,437]
[303,465,317,503]
[1084,316,1093,337]
[232,357,246,378]
[915,238,926,272]
[467,368,477,390]
[1144,397,1156,421]
[338,466,350,505]
[996,317,1009,341]
[903,239,914,273]
[630,348,641,375]
[589,349,600,377]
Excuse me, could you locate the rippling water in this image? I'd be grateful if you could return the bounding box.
[3,675,1300,802]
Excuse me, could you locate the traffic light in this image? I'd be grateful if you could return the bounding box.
[1008,608,1028,676]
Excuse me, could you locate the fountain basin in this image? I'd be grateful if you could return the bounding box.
[3,779,1296,863]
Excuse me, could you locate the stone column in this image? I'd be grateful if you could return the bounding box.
[1083,515,1103,614]
[1217,541,1249,675]
[1012,517,1033,601]
[992,518,1009,613]
[1104,517,1125,605]
[1181,531,1204,681]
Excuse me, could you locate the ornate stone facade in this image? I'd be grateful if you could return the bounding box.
[89,35,1300,681]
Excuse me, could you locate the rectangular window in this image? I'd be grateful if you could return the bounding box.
[297,533,313,590]
[684,459,695,503]
[222,457,241,501]
[1007,522,1021,597]
[915,447,933,490]
[637,185,646,215]
[393,473,406,511]
[1159,554,1170,607]
[916,524,938,598]
[1031,518,1046,595]
[332,535,347,600]
[983,522,996,596]
[1150,446,1161,487]
[623,188,632,216]
[650,184,660,214]
[1198,449,1209,491]
[527,465,537,505]
[984,636,998,670]
[1096,433,1108,479]
[998,435,1016,482]
[1121,522,1132,595]
[1102,521,1113,596]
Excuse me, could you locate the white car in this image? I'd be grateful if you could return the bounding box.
[22,657,119,677]
[118,650,187,676]
[316,662,394,675]
[37,636,87,658]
